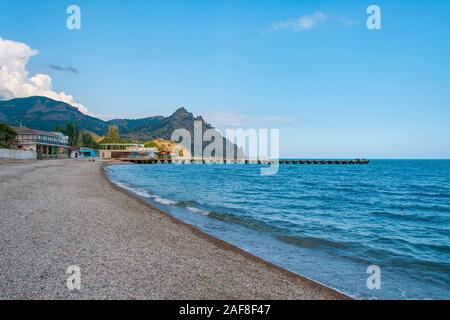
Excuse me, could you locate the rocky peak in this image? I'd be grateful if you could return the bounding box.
[172,107,191,119]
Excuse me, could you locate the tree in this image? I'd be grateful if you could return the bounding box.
[144,140,158,148]
[80,132,99,149]
[0,124,17,148]
[102,125,121,143]
[55,123,80,147]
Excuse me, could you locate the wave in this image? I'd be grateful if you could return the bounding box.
[276,235,349,250]
[153,196,177,205]
[186,206,210,216]
[109,176,211,216]
[370,210,446,224]
[176,200,201,208]
[208,211,281,233]
[110,178,178,206]
[112,181,154,198]
[390,203,450,214]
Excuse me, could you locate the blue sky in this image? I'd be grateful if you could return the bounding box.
[1,0,449,158]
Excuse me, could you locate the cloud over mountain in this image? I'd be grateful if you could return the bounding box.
[0,37,90,115]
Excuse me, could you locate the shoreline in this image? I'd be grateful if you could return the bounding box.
[102,161,352,300]
[0,159,349,299]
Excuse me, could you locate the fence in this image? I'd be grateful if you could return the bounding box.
[0,149,37,160]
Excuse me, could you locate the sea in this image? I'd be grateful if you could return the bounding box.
[105,160,450,299]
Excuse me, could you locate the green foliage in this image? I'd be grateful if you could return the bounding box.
[101,125,121,143]
[0,123,18,148]
[80,132,100,149]
[144,141,158,148]
[55,123,79,146]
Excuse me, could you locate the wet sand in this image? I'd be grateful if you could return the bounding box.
[0,159,348,299]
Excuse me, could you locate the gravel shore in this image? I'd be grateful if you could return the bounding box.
[0,159,347,299]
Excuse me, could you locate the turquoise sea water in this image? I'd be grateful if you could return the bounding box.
[106,160,450,299]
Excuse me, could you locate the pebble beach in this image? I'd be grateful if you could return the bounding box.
[0,159,347,299]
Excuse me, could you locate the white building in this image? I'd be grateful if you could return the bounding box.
[12,127,70,159]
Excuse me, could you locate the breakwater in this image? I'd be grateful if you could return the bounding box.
[119,158,370,165]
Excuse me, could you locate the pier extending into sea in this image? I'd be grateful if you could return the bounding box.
[119,158,370,165]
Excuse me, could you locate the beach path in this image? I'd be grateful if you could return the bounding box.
[0,160,346,299]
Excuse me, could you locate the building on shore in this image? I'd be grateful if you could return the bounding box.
[99,143,160,159]
[127,146,159,159]
[12,127,69,159]
[100,143,141,159]
[71,147,98,158]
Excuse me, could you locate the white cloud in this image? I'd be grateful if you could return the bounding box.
[269,11,328,32]
[0,37,91,115]
[204,110,296,128]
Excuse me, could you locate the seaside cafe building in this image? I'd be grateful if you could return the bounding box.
[99,143,159,159]
[71,147,98,158]
[12,126,70,159]
[100,143,143,159]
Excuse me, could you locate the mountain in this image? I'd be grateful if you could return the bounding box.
[0,96,108,134]
[112,107,214,141]
[0,96,242,157]
[106,107,210,141]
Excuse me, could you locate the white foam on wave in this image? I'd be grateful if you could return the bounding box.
[154,196,178,205]
[112,180,154,198]
[113,181,133,192]
[133,188,154,198]
[110,176,195,210]
[186,206,210,216]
